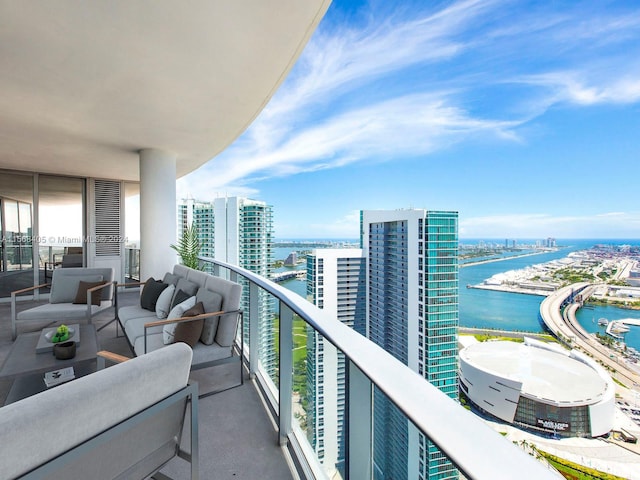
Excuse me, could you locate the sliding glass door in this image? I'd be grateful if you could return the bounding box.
[0,172,34,297]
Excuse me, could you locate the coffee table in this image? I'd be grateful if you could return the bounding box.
[0,324,99,405]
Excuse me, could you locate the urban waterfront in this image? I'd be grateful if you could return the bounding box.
[273,239,640,351]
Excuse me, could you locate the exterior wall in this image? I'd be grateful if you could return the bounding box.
[459,356,522,423]
[570,350,616,437]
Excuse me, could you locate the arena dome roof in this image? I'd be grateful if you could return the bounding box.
[460,341,607,404]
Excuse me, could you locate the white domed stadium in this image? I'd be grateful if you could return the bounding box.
[459,338,615,437]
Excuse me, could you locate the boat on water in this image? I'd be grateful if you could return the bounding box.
[598,318,608,326]
[611,321,631,334]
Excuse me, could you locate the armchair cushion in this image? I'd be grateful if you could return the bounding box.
[140,278,168,311]
[72,280,105,306]
[50,273,103,304]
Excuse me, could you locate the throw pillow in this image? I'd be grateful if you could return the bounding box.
[163,296,197,344]
[173,302,206,347]
[155,284,176,319]
[170,288,190,310]
[140,278,168,311]
[72,280,105,306]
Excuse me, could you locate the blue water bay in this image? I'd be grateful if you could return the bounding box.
[273,239,640,350]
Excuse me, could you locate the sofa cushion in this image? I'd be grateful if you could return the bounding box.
[17,302,112,321]
[121,315,164,346]
[197,288,223,345]
[140,278,168,311]
[186,269,208,288]
[174,302,205,347]
[155,284,175,319]
[72,280,105,306]
[118,305,157,328]
[134,332,166,355]
[50,273,103,304]
[215,312,239,347]
[162,272,181,286]
[175,278,199,297]
[163,296,196,344]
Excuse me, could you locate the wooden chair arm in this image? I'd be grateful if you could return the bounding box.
[97,350,131,364]
[87,281,116,303]
[88,281,114,293]
[144,310,227,328]
[11,283,50,296]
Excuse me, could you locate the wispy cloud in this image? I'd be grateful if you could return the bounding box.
[514,72,640,107]
[193,93,521,189]
[181,0,640,208]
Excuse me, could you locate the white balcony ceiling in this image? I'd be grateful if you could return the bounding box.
[0,0,330,181]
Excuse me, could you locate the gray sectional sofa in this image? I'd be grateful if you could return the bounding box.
[117,265,243,390]
[0,343,198,480]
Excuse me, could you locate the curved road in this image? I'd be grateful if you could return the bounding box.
[540,283,640,389]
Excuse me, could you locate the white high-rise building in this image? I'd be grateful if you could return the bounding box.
[361,209,459,480]
[306,248,366,477]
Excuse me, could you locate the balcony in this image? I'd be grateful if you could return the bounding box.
[0,257,559,479]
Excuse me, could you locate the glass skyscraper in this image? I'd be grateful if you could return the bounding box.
[178,196,275,374]
[361,209,459,480]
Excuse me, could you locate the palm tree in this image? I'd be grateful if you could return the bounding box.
[170,223,202,269]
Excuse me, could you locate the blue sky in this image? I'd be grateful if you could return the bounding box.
[178,0,640,240]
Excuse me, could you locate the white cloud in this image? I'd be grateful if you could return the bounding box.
[514,72,640,107]
[192,93,520,189]
[180,0,640,216]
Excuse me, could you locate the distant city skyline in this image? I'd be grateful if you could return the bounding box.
[177,0,640,240]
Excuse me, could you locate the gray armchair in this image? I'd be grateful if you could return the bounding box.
[11,267,115,340]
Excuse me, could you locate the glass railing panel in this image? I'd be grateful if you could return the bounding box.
[292,326,347,479]
[373,386,460,480]
[198,257,559,480]
[124,247,140,282]
[242,278,279,392]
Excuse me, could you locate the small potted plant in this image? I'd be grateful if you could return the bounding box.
[51,324,69,343]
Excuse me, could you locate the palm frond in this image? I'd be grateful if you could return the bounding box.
[171,223,202,270]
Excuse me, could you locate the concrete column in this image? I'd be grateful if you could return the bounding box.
[139,148,177,280]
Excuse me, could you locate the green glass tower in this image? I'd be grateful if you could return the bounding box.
[361,209,459,480]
